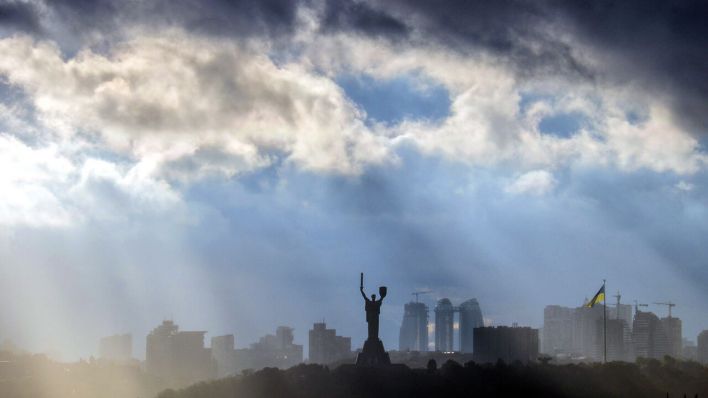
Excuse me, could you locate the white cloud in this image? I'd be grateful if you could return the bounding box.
[0,134,73,227]
[505,170,557,196]
[68,158,185,224]
[601,102,706,174]
[675,181,694,192]
[1,30,706,187]
[0,33,392,180]
[0,29,706,232]
[302,33,707,175]
[0,133,185,227]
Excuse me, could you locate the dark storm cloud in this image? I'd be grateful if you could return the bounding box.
[323,0,594,79]
[6,0,299,43]
[0,1,41,33]
[324,0,707,134]
[12,0,707,135]
[144,0,298,37]
[553,0,708,134]
[321,0,409,38]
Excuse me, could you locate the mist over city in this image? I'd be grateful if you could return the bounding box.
[1,0,708,397]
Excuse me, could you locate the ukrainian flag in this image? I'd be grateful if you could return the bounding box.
[586,284,605,308]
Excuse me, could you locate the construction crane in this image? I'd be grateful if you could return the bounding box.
[633,300,648,313]
[653,302,676,318]
[412,290,432,303]
[613,291,621,320]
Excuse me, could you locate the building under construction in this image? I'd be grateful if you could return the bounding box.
[399,302,429,351]
[431,297,484,353]
[435,299,455,352]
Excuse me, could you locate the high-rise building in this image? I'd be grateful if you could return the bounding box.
[697,330,708,364]
[459,299,483,353]
[573,305,604,360]
[661,316,682,358]
[632,311,669,360]
[146,320,215,386]
[542,305,574,356]
[146,320,179,381]
[309,322,352,364]
[211,335,237,378]
[610,304,634,331]
[172,331,214,383]
[399,302,429,352]
[99,333,132,362]
[595,318,630,362]
[473,325,539,364]
[435,298,455,352]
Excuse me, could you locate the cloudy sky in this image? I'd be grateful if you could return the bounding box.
[1,0,707,359]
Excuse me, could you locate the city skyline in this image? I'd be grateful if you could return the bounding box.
[35,286,702,363]
[0,278,704,361]
[83,306,707,392]
[81,295,706,378]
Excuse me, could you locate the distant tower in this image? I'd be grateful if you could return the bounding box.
[698,330,708,364]
[661,316,682,358]
[146,320,179,380]
[632,310,669,359]
[399,302,429,351]
[435,298,455,352]
[542,305,574,355]
[458,299,484,353]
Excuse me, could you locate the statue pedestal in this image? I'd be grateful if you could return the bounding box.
[355,338,391,366]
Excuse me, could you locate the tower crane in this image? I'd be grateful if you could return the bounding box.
[633,300,648,313]
[412,290,432,303]
[613,291,621,320]
[653,302,676,318]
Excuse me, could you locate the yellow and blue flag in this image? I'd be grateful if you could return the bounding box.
[586,284,605,308]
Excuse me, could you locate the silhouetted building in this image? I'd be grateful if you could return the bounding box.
[473,325,539,364]
[435,299,455,352]
[146,320,178,381]
[573,305,604,360]
[681,338,697,361]
[632,311,669,360]
[661,316,682,358]
[146,320,215,386]
[399,302,429,352]
[211,335,237,378]
[609,304,633,331]
[99,333,132,362]
[698,330,708,364]
[458,299,483,354]
[309,322,352,364]
[595,318,631,362]
[233,326,303,372]
[542,305,574,356]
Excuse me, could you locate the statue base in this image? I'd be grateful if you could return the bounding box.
[355,338,391,366]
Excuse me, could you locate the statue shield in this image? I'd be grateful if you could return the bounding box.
[379,286,387,297]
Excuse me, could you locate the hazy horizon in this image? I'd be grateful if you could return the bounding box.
[1,0,707,362]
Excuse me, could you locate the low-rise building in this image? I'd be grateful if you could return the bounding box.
[473,325,539,364]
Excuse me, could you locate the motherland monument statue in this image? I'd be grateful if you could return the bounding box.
[356,272,391,366]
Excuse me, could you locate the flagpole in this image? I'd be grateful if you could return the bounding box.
[603,279,607,364]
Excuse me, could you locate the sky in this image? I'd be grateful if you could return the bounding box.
[0,0,707,360]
